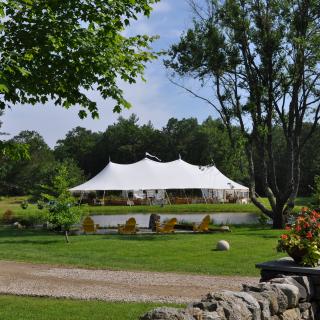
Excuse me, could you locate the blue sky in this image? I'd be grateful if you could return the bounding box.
[2,0,218,147]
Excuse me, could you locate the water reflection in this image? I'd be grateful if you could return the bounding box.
[91,212,259,228]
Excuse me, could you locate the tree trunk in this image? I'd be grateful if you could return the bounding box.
[272,208,285,229]
[65,230,69,243]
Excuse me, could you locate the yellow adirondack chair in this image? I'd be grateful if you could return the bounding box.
[193,215,211,232]
[82,216,99,233]
[118,217,137,234]
[156,218,177,233]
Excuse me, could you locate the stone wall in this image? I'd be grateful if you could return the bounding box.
[140,275,319,320]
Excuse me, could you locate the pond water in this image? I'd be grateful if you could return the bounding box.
[91,212,259,228]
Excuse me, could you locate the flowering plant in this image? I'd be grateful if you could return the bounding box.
[277,208,320,267]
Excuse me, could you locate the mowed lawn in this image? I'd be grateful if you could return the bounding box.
[0,226,285,276]
[0,295,181,320]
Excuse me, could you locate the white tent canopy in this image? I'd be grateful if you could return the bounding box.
[70,158,248,192]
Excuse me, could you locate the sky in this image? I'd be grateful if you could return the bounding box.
[2,0,218,148]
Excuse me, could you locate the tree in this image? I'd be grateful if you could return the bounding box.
[54,127,102,176]
[165,0,320,228]
[0,130,53,194]
[0,0,159,117]
[43,163,83,243]
[0,111,29,160]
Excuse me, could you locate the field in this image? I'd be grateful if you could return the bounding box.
[0,196,311,220]
[0,295,181,320]
[0,226,285,276]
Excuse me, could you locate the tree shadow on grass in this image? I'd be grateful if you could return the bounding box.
[234,232,280,239]
[103,234,179,241]
[0,239,61,245]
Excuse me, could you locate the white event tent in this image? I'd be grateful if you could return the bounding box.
[70,158,249,202]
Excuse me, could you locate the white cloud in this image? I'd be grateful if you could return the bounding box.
[153,1,172,13]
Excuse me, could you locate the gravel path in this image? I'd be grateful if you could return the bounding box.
[0,260,259,303]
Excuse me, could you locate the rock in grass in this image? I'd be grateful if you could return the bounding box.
[216,240,230,251]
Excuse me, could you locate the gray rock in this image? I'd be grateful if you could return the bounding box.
[250,292,271,320]
[207,292,252,320]
[224,291,261,320]
[191,301,218,312]
[272,283,299,308]
[255,284,281,315]
[242,284,264,293]
[280,308,301,320]
[269,285,288,314]
[216,240,230,251]
[140,307,195,320]
[270,277,307,301]
[203,311,225,320]
[292,276,314,299]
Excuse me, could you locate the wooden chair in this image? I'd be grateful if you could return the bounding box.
[118,217,137,234]
[156,218,177,233]
[193,215,211,232]
[82,216,99,233]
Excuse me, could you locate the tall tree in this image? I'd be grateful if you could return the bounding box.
[54,127,102,176]
[165,0,320,228]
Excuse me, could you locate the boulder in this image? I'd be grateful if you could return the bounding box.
[216,240,230,251]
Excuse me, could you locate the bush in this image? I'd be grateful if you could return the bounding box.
[20,200,28,209]
[17,211,46,227]
[2,209,15,224]
[258,214,269,226]
[37,200,45,210]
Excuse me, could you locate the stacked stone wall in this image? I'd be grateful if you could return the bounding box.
[140,275,319,320]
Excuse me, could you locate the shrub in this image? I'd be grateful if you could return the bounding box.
[20,200,28,210]
[2,209,15,224]
[37,200,45,210]
[258,214,269,226]
[17,211,46,227]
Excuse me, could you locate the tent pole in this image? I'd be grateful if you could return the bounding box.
[79,191,84,206]
[201,189,207,204]
[102,190,105,205]
[183,189,189,204]
[165,190,171,205]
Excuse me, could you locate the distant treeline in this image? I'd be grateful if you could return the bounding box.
[1,114,319,197]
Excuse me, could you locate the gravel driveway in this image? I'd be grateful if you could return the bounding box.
[0,260,259,303]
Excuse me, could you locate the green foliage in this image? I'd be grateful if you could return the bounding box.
[36,200,44,210]
[258,214,269,226]
[312,175,320,206]
[20,200,28,210]
[43,164,82,235]
[0,0,159,116]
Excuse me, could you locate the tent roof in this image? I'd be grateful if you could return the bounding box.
[70,158,248,191]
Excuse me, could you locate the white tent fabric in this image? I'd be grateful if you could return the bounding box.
[70,158,248,192]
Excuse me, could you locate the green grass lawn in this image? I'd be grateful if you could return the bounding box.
[0,295,181,320]
[0,196,311,220]
[0,226,285,276]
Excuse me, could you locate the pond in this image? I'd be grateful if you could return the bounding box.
[91,212,260,228]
